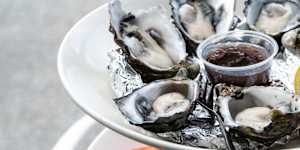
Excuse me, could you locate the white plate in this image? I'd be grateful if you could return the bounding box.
[57,0,200,149]
[88,128,146,150]
[57,0,300,149]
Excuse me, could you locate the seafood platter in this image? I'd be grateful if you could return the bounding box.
[105,0,300,149]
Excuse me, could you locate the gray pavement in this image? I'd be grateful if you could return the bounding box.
[0,0,109,150]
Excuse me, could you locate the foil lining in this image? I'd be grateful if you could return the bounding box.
[107,48,300,150]
[107,49,143,98]
[188,105,211,123]
[271,49,300,91]
[157,125,231,149]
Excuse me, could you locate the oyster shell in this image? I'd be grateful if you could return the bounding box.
[109,0,199,83]
[215,84,300,146]
[170,0,237,52]
[244,0,300,36]
[114,79,201,133]
[282,27,300,54]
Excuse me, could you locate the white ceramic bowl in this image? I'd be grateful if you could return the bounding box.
[57,0,300,149]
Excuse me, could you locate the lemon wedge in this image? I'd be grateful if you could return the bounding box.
[294,65,300,95]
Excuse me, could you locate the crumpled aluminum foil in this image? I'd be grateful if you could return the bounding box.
[271,49,300,91]
[157,126,227,149]
[107,48,300,150]
[107,49,143,98]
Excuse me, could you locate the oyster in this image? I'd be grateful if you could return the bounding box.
[170,0,237,52]
[114,79,201,133]
[215,84,300,146]
[244,0,300,36]
[109,0,199,83]
[282,27,300,53]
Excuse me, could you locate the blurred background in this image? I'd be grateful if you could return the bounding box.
[0,0,109,149]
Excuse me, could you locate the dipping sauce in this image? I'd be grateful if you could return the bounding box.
[205,43,270,86]
[207,44,267,67]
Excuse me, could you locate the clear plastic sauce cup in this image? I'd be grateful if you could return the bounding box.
[197,30,279,86]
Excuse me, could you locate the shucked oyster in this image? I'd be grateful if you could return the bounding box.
[215,84,300,146]
[170,0,237,52]
[109,0,199,83]
[244,0,300,36]
[114,79,201,133]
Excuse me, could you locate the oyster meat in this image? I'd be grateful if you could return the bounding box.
[244,0,300,36]
[170,0,237,51]
[234,107,272,132]
[215,84,300,146]
[109,0,199,83]
[114,79,201,133]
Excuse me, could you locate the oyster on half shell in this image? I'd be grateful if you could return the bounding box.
[244,0,300,37]
[170,0,237,52]
[215,84,300,146]
[114,79,201,133]
[109,0,199,83]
